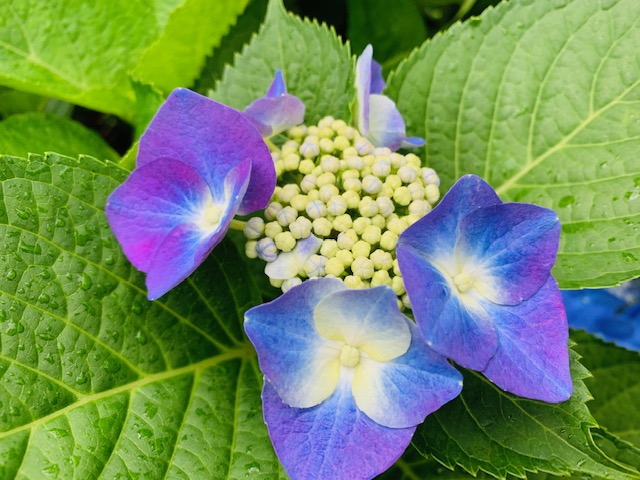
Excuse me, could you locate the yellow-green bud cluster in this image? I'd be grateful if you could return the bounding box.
[243,116,441,309]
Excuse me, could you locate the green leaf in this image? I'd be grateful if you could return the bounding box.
[386,0,640,289]
[413,348,640,479]
[572,330,640,446]
[346,0,428,73]
[133,0,249,94]
[194,0,269,94]
[0,113,119,161]
[211,0,355,124]
[0,154,286,478]
[0,87,47,118]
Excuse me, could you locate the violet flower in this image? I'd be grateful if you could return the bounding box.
[243,70,305,137]
[245,277,462,480]
[396,175,572,402]
[355,45,424,151]
[106,88,274,300]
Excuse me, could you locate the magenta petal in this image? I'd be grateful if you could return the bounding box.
[455,203,561,305]
[263,379,415,480]
[137,88,274,215]
[482,277,572,402]
[397,245,498,371]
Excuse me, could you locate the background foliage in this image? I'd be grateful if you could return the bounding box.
[0,0,639,478]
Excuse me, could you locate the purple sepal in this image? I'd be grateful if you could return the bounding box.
[483,277,572,402]
[137,88,274,215]
[370,58,385,94]
[243,70,305,138]
[263,379,415,480]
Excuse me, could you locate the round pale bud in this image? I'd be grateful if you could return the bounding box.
[319,138,334,153]
[332,213,352,232]
[363,155,375,167]
[274,160,284,177]
[289,219,312,239]
[402,294,412,309]
[343,178,362,192]
[283,153,301,171]
[405,214,422,226]
[306,200,327,220]
[344,275,365,289]
[370,270,391,287]
[372,159,391,178]
[288,126,307,138]
[312,218,333,237]
[352,216,371,235]
[346,155,365,170]
[375,196,395,217]
[306,127,319,137]
[351,257,375,279]
[393,186,412,206]
[405,153,421,168]
[385,174,402,190]
[389,153,405,169]
[342,190,360,209]
[380,231,398,251]
[270,277,284,288]
[300,141,320,159]
[301,174,317,193]
[304,254,327,277]
[243,217,265,239]
[316,172,336,187]
[371,214,386,229]
[281,144,297,157]
[318,127,334,139]
[245,240,258,259]
[307,189,320,201]
[290,194,309,212]
[380,184,394,198]
[318,116,335,128]
[387,216,408,236]
[342,169,360,180]
[344,127,358,140]
[370,249,393,270]
[397,165,418,184]
[393,259,401,276]
[325,257,345,277]
[320,239,339,258]
[321,155,340,173]
[271,151,281,162]
[362,225,382,245]
[256,238,278,262]
[408,199,431,217]
[422,167,440,186]
[374,147,392,157]
[319,184,340,203]
[342,146,358,158]
[337,229,359,250]
[278,184,301,204]
[362,175,383,195]
[408,182,425,200]
[277,206,298,227]
[331,119,347,131]
[354,136,374,155]
[391,276,406,296]
[351,240,371,259]
[312,166,323,176]
[327,196,348,217]
[265,221,284,238]
[275,232,296,252]
[335,249,354,267]
[358,196,378,217]
[333,135,350,151]
[426,184,440,204]
[282,277,303,293]
[299,159,315,174]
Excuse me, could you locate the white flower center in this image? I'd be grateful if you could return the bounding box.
[198,201,223,231]
[339,344,360,368]
[453,271,474,293]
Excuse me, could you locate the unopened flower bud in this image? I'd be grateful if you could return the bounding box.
[320,239,339,258]
[278,184,301,204]
[408,182,425,200]
[397,165,418,184]
[362,225,382,245]
[343,177,362,192]
[387,216,408,235]
[270,277,284,288]
[283,153,301,171]
[351,257,375,279]
[380,184,394,198]
[389,153,405,169]
[316,172,336,187]
[351,240,371,259]
[391,276,405,296]
[256,237,278,262]
[299,159,315,174]
[277,206,298,227]
[320,155,340,173]
[393,186,412,206]
[288,126,307,138]
[333,135,350,151]
[289,219,312,239]
[380,231,398,251]
[274,160,284,177]
[319,138,334,153]
[342,190,360,209]
[375,196,394,217]
[301,174,317,193]
[370,270,391,287]
[385,174,402,190]
[422,167,440,186]
[426,184,440,204]
[275,232,296,252]
[335,249,354,267]
[325,257,345,277]
[370,249,393,270]
[358,196,378,217]
[265,221,283,238]
[282,277,303,293]
[265,201,283,221]
[371,215,386,229]
[402,294,411,309]
[245,240,258,259]
[332,213,352,232]
[408,199,431,217]
[306,200,327,219]
[352,216,371,235]
[318,116,335,128]
[362,175,383,195]
[393,259,401,276]
[331,118,347,131]
[405,214,422,226]
[354,136,374,155]
[319,184,340,203]
[312,217,333,237]
[307,189,320,201]
[243,217,265,239]
[372,159,391,178]
[344,275,365,289]
[337,229,359,250]
[300,141,320,158]
[405,153,421,168]
[374,147,392,157]
[290,194,308,212]
[342,146,358,158]
[346,155,365,170]
[304,254,327,277]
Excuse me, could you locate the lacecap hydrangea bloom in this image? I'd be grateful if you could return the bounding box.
[397,175,572,402]
[245,277,462,480]
[106,88,275,300]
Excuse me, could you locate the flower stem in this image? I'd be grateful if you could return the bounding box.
[229,219,247,231]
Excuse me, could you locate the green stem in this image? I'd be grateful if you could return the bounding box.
[229,219,247,231]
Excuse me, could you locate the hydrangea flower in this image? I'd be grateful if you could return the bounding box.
[245,277,462,480]
[563,281,640,351]
[396,174,572,402]
[106,88,274,300]
[243,70,305,137]
[355,45,424,151]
